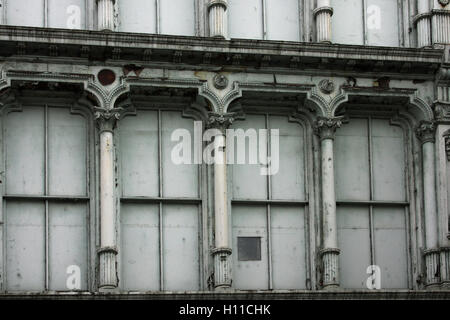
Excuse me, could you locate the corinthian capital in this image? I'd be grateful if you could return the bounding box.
[207,112,235,132]
[416,120,436,144]
[314,116,343,140]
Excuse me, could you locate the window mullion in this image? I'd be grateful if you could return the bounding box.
[265,114,273,290]
[44,104,49,291]
[367,116,375,268]
[158,109,164,291]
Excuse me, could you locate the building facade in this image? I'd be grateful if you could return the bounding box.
[0,0,449,299]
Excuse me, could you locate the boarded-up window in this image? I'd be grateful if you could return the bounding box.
[119,110,200,291]
[335,117,409,289]
[5,0,45,27]
[231,114,307,290]
[3,105,89,292]
[331,0,399,46]
[48,0,86,29]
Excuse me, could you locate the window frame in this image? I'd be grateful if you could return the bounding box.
[0,93,95,293]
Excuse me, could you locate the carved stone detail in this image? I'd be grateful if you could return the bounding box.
[438,0,449,7]
[212,247,232,289]
[213,74,228,90]
[207,112,235,132]
[318,79,335,94]
[314,116,343,140]
[321,248,340,288]
[416,120,436,144]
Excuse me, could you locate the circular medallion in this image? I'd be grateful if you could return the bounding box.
[213,74,229,90]
[97,69,116,86]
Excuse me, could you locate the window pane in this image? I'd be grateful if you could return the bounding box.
[266,0,300,41]
[331,0,364,45]
[228,0,263,39]
[161,111,198,198]
[271,206,306,289]
[118,0,157,33]
[6,0,44,27]
[373,207,408,289]
[232,205,268,290]
[160,0,195,36]
[366,0,399,46]
[337,205,371,289]
[231,115,267,200]
[238,237,261,261]
[48,0,86,29]
[269,116,305,201]
[120,111,159,197]
[371,119,406,201]
[163,204,199,291]
[6,201,45,292]
[120,203,160,291]
[48,202,88,291]
[48,107,87,197]
[335,119,370,201]
[6,107,45,196]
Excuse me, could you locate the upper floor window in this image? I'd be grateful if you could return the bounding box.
[2,101,92,292]
[335,117,411,289]
[331,0,400,46]
[230,113,310,290]
[118,0,195,36]
[228,0,300,41]
[118,108,202,291]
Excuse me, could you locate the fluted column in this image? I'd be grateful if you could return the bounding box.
[207,113,234,290]
[431,0,450,45]
[96,111,119,289]
[414,0,432,47]
[314,0,333,43]
[416,121,440,288]
[208,0,228,38]
[315,117,342,289]
[97,0,115,31]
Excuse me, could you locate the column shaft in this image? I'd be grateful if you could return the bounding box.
[208,0,228,38]
[315,117,342,289]
[97,0,115,31]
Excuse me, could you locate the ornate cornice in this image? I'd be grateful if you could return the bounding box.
[416,120,437,144]
[314,116,343,141]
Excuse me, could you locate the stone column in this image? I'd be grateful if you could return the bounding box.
[431,0,450,45]
[95,111,119,289]
[314,0,333,43]
[414,0,432,47]
[315,117,342,289]
[207,113,233,290]
[97,0,115,31]
[416,121,440,288]
[208,0,228,38]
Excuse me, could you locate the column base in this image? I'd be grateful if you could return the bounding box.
[320,248,340,288]
[424,248,440,288]
[98,246,118,289]
[212,247,232,290]
[440,247,450,288]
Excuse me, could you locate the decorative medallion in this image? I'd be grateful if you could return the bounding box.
[318,79,335,94]
[438,0,449,7]
[213,74,229,90]
[97,69,116,86]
